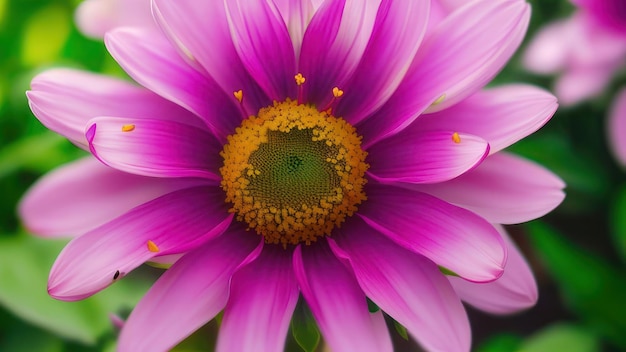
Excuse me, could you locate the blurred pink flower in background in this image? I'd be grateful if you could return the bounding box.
[74,0,155,38]
[524,0,626,106]
[21,0,564,351]
[524,0,626,167]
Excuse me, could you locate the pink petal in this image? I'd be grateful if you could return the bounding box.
[26,68,201,149]
[299,0,381,107]
[217,246,299,352]
[608,88,626,167]
[86,117,221,180]
[413,84,558,153]
[449,225,538,314]
[330,219,470,352]
[18,157,207,237]
[293,242,393,352]
[555,66,615,106]
[74,0,155,39]
[225,0,297,101]
[152,0,270,113]
[522,19,573,74]
[118,228,263,352]
[48,186,233,301]
[336,0,430,124]
[104,28,241,140]
[358,184,506,282]
[359,0,530,147]
[412,152,566,224]
[273,0,316,57]
[367,130,489,184]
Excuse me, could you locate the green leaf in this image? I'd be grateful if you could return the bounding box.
[519,323,599,352]
[21,4,71,66]
[291,301,321,352]
[0,319,65,352]
[476,333,522,352]
[0,234,151,345]
[438,266,459,277]
[526,221,626,349]
[366,297,380,313]
[609,183,626,262]
[0,132,82,178]
[393,320,409,341]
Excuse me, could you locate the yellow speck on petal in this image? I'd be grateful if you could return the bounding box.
[234,90,244,103]
[121,124,135,132]
[452,132,461,144]
[294,73,306,86]
[332,87,344,98]
[432,94,446,106]
[147,240,160,253]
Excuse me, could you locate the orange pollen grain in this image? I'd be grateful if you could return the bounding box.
[121,124,135,132]
[147,240,160,252]
[219,99,369,247]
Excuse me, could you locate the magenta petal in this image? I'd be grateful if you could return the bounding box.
[299,0,381,107]
[18,157,207,237]
[48,186,233,301]
[337,0,430,124]
[217,246,299,352]
[414,84,558,153]
[225,0,297,101]
[358,184,506,282]
[608,88,626,167]
[367,130,489,184]
[118,228,263,352]
[105,28,242,140]
[449,225,538,314]
[293,242,392,352]
[86,117,221,180]
[273,0,316,57]
[26,68,200,149]
[152,0,269,112]
[330,220,470,352]
[359,0,530,147]
[413,152,566,224]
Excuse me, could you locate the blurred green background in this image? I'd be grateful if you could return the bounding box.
[0,0,625,351]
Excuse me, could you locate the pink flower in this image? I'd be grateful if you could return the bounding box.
[523,0,626,105]
[21,1,564,351]
[74,0,155,38]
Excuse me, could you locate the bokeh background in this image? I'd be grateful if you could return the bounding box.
[0,0,625,351]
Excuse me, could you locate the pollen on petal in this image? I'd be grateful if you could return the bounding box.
[234,90,244,103]
[147,240,160,252]
[121,124,135,132]
[294,73,306,86]
[332,87,344,98]
[452,132,461,144]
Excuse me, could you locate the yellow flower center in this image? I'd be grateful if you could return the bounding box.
[220,99,369,247]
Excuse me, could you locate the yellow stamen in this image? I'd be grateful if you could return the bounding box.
[147,240,160,253]
[452,132,461,144]
[332,87,344,98]
[432,94,446,106]
[233,90,244,103]
[220,99,368,247]
[121,124,135,132]
[294,73,306,86]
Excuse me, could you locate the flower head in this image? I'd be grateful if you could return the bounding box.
[21,0,564,351]
[523,0,626,105]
